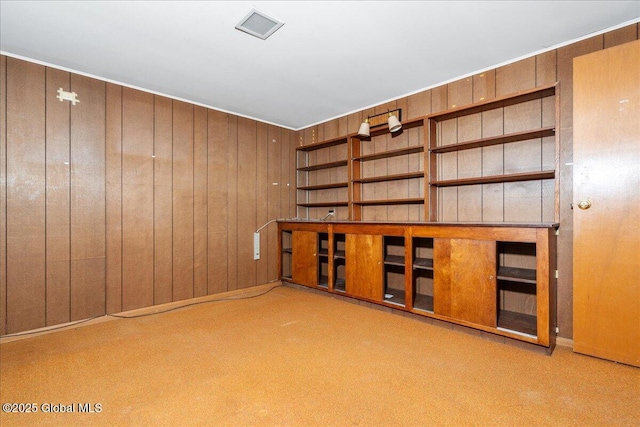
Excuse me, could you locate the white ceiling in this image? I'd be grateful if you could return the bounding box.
[1,1,639,130]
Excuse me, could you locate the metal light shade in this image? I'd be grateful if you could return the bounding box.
[357,119,370,137]
[388,113,402,133]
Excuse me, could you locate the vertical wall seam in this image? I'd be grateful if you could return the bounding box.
[152,96,156,305]
[171,100,174,301]
[120,86,124,312]
[67,72,72,321]
[192,104,195,296]
[43,67,48,326]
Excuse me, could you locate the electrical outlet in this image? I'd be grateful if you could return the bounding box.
[253,232,260,260]
[328,209,335,216]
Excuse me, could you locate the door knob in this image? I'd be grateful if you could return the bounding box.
[577,199,592,210]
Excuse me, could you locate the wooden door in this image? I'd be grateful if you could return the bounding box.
[345,234,383,300]
[292,231,318,287]
[573,40,640,367]
[434,238,497,327]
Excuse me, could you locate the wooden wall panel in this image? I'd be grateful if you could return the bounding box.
[193,106,208,298]
[2,55,301,334]
[122,88,154,310]
[105,83,122,314]
[45,68,71,326]
[226,116,238,290]
[69,74,106,320]
[236,118,257,289]
[604,24,638,48]
[207,110,229,294]
[256,123,269,285]
[172,101,194,301]
[0,55,7,335]
[267,125,282,281]
[153,95,173,304]
[6,58,46,333]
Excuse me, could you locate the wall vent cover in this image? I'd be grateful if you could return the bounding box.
[235,9,284,40]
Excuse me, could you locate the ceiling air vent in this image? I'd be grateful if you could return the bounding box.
[235,8,284,40]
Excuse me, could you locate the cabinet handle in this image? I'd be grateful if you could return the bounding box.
[577,199,592,210]
[489,275,494,280]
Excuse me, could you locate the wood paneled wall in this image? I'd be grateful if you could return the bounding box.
[0,56,296,335]
[298,23,639,339]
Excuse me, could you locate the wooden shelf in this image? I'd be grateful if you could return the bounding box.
[354,145,424,162]
[353,198,424,206]
[413,293,434,313]
[431,170,555,187]
[296,136,348,152]
[430,127,555,154]
[384,288,406,306]
[498,310,537,337]
[334,250,346,259]
[297,160,348,172]
[297,201,349,208]
[427,84,556,122]
[384,255,405,266]
[364,117,424,138]
[497,266,536,284]
[353,171,424,184]
[413,257,434,270]
[297,182,348,191]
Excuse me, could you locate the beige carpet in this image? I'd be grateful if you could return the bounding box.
[1,284,638,426]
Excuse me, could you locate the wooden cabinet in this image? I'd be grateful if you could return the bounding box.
[345,234,383,300]
[434,238,497,328]
[291,231,319,287]
[278,221,558,350]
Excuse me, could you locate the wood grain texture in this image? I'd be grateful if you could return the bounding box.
[346,234,383,300]
[555,34,603,338]
[434,239,497,327]
[207,110,229,294]
[256,123,269,285]
[573,40,640,367]
[122,88,154,310]
[69,74,106,321]
[105,83,123,314]
[292,231,318,287]
[267,125,282,281]
[193,106,208,298]
[226,116,238,290]
[6,58,46,333]
[153,95,173,304]
[45,67,71,326]
[0,55,6,335]
[172,100,194,301]
[236,117,257,289]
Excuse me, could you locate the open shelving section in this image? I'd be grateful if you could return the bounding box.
[278,220,558,351]
[296,84,558,224]
[427,83,559,222]
[296,136,349,219]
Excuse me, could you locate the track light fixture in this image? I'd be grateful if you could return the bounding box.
[357,109,402,138]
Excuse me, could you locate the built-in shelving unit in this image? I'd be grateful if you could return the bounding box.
[278,221,557,351]
[427,83,559,222]
[296,136,349,218]
[296,84,558,223]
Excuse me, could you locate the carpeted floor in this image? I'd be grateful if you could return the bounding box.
[0,283,638,426]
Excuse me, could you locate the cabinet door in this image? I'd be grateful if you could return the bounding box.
[573,40,640,367]
[345,234,383,300]
[434,238,497,327]
[291,231,318,287]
